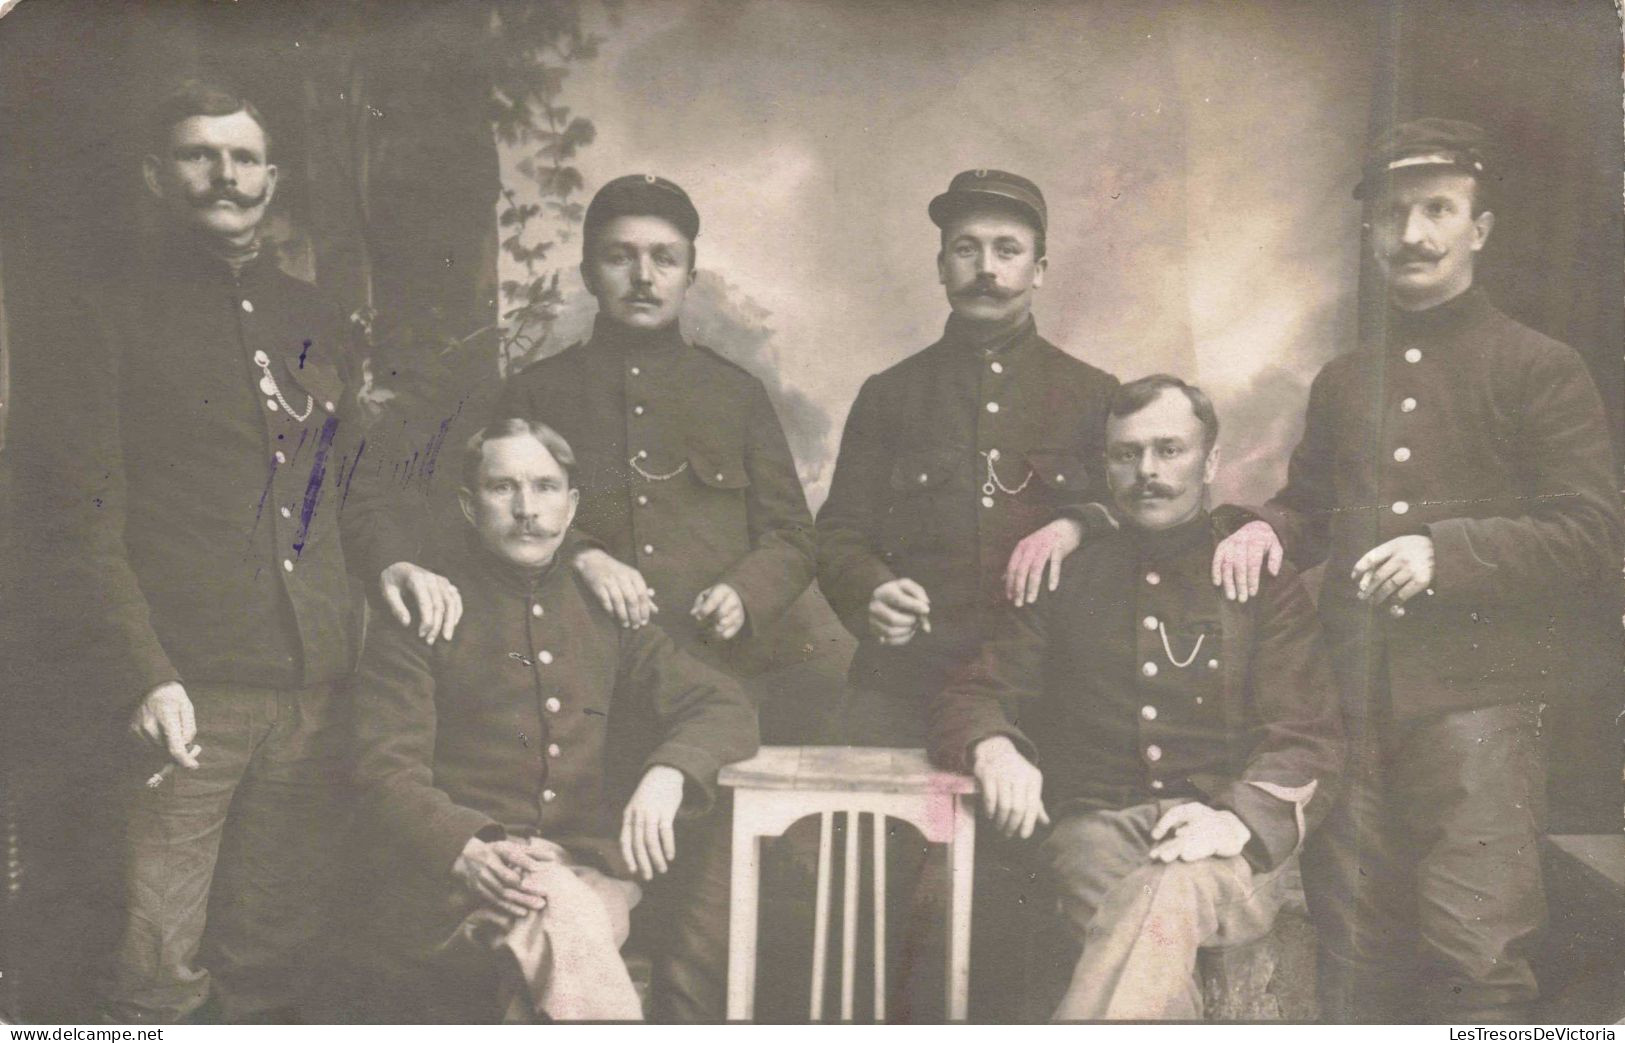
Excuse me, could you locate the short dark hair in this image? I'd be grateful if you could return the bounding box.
[461,418,578,490]
[1108,374,1220,451]
[149,78,272,158]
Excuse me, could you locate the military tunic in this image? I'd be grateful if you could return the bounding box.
[816,314,1119,708]
[930,513,1342,873]
[1257,287,1623,717]
[495,318,815,670]
[351,535,758,961]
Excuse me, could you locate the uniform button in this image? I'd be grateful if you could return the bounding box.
[546,743,561,758]
[636,495,649,506]
[1393,447,1412,462]
[1389,604,1406,618]
[1145,571,1161,586]
[1195,696,1204,705]
[633,405,645,416]
[1141,705,1157,721]
[323,400,336,413]
[267,398,279,412]
[1424,588,1435,597]
[545,697,562,713]
[990,361,1004,374]
[987,448,1000,461]
[279,506,292,519]
[1391,500,1410,515]
[643,544,654,555]
[630,366,641,376]
[985,402,999,413]
[1207,658,1219,670]
[259,375,277,396]
[715,472,726,482]
[253,350,270,367]
[1142,661,1159,678]
[1055,474,1066,483]
[537,650,554,665]
[274,451,287,464]
[241,299,254,313]
[981,496,995,508]
[1143,616,1158,630]
[917,472,930,484]
[1404,348,1422,363]
[282,558,293,572]
[531,603,544,618]
[1400,397,1417,413]
[1470,612,1480,622]
[636,449,648,460]
[1146,745,1163,762]
[542,789,556,803]
[1150,779,1165,791]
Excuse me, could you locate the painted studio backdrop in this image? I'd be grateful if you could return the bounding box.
[0,0,1621,1017]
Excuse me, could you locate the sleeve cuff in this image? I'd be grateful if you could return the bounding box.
[646,743,723,819]
[1208,780,1306,873]
[420,804,505,880]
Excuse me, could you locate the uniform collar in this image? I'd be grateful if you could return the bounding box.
[1383,284,1490,342]
[941,313,1038,357]
[154,228,277,284]
[1126,509,1212,562]
[589,314,687,357]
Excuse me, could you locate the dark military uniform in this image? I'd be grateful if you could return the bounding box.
[1258,287,1624,1020]
[351,533,757,1015]
[40,234,410,1021]
[930,512,1342,1018]
[816,313,1118,740]
[494,317,815,670]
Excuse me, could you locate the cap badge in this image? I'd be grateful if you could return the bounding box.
[644,174,657,183]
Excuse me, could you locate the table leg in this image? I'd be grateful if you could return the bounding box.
[945,794,976,1020]
[810,810,833,1021]
[726,802,761,1020]
[873,813,887,1021]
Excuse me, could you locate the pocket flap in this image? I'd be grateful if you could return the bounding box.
[689,449,751,489]
[283,358,346,416]
[1025,449,1090,492]
[888,448,959,491]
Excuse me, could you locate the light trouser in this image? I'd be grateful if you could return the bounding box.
[102,681,345,1023]
[1302,701,1547,1023]
[1041,802,1287,1021]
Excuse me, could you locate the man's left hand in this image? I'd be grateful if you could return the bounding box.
[1004,518,1084,607]
[1351,534,1434,608]
[620,765,685,881]
[691,583,746,640]
[1148,803,1251,863]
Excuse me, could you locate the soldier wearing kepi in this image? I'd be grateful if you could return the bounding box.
[493,174,815,1021]
[816,169,1119,745]
[1212,119,1624,1022]
[931,376,1342,1021]
[40,80,440,1022]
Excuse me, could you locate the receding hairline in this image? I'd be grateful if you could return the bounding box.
[461,419,577,490]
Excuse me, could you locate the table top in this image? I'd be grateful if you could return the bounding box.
[719,745,977,795]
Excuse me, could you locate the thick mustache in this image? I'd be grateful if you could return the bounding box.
[513,523,562,539]
[623,292,662,304]
[187,185,268,210]
[1131,483,1177,499]
[955,282,1013,300]
[1391,248,1443,264]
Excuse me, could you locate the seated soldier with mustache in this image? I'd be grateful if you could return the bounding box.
[929,376,1343,1021]
[351,419,757,1022]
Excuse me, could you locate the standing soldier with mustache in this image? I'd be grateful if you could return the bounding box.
[1211,119,1623,1022]
[492,174,816,1021]
[33,80,436,1022]
[815,169,1119,1017]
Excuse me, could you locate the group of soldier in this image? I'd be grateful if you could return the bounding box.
[34,77,1623,1024]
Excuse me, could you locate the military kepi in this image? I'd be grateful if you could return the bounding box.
[1353,118,1489,199]
[584,173,701,242]
[929,168,1047,236]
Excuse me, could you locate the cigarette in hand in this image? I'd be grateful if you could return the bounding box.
[918,612,932,634]
[146,744,203,788]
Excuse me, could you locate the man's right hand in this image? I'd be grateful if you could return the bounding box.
[451,836,552,919]
[130,681,201,769]
[573,549,657,628]
[380,562,463,644]
[971,735,1049,839]
[868,578,931,646]
[1211,520,1284,603]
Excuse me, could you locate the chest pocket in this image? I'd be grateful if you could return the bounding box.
[689,448,751,490]
[888,448,959,493]
[279,357,345,425]
[1024,450,1091,499]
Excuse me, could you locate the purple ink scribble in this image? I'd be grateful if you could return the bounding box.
[299,339,311,369]
[292,416,339,556]
[336,438,367,511]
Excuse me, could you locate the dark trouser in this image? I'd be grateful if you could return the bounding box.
[643,797,734,1022]
[1302,701,1547,1023]
[1042,804,1285,1020]
[101,682,345,1023]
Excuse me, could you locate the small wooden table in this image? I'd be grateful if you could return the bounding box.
[719,745,978,1022]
